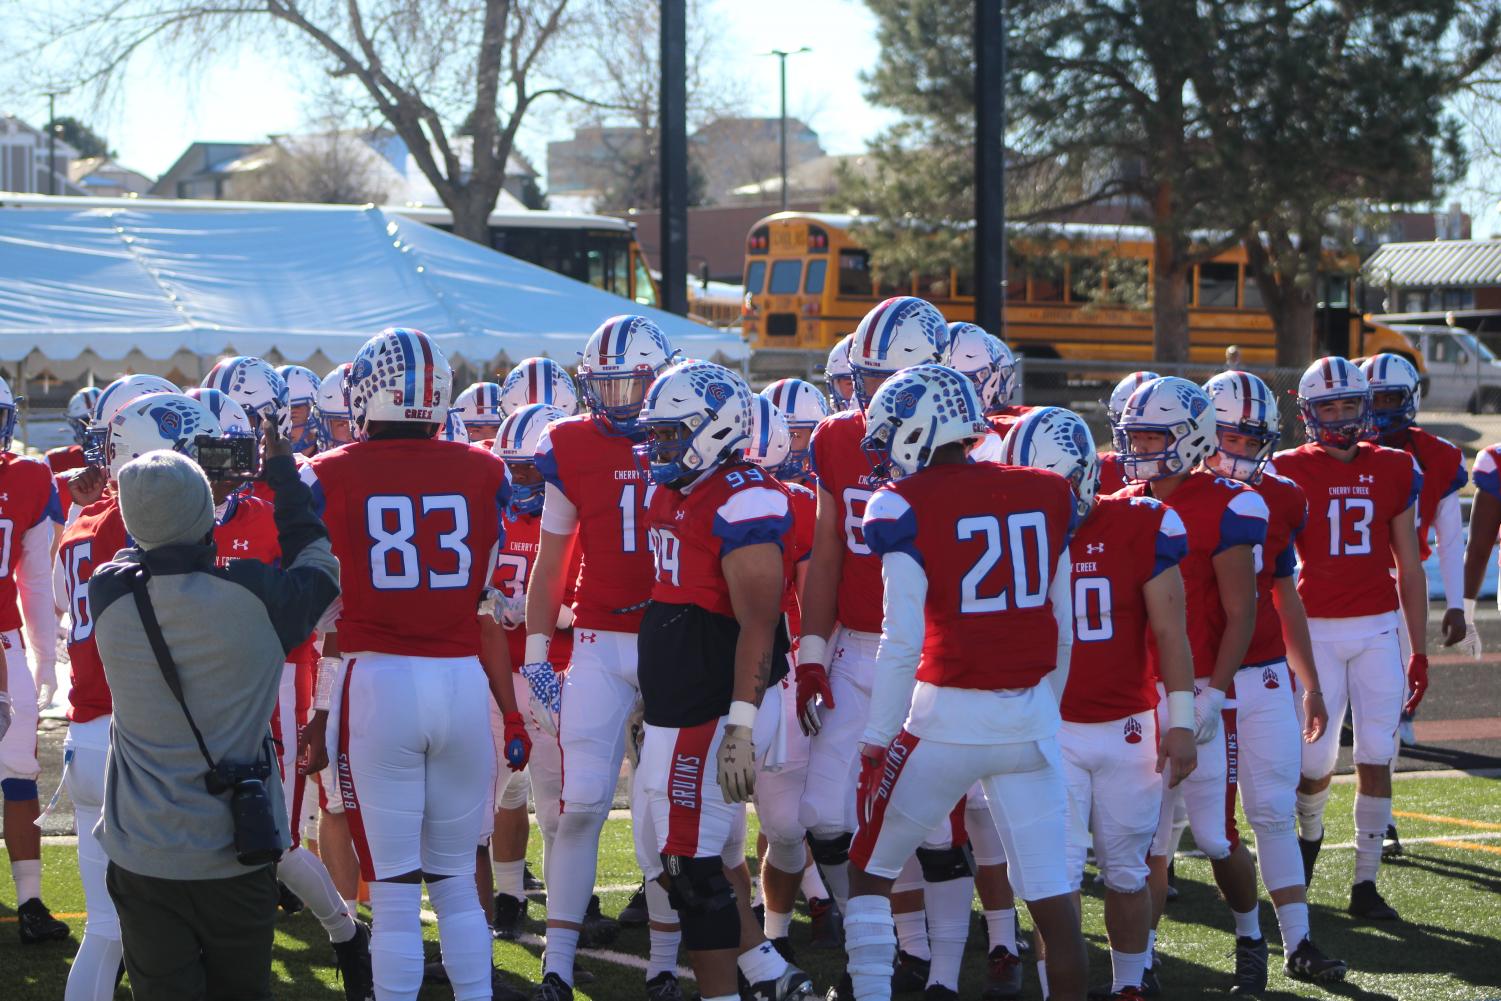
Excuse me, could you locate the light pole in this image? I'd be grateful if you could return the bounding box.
[764,47,811,212]
[46,91,59,195]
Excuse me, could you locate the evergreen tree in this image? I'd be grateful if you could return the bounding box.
[46,116,114,159]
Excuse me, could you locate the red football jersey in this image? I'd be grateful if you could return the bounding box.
[1123,472,1268,679]
[534,416,656,632]
[57,497,128,723]
[985,405,1034,441]
[46,444,86,474]
[1273,442,1420,619]
[1385,427,1463,562]
[1097,450,1128,497]
[645,461,792,618]
[0,453,62,632]
[491,511,581,672]
[864,463,1075,690]
[809,409,884,634]
[1063,494,1187,723]
[1244,473,1307,664]
[782,481,816,635]
[308,438,509,657]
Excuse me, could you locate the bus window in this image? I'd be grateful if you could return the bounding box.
[839,250,872,296]
[1242,269,1265,310]
[745,260,767,294]
[954,268,976,298]
[916,272,950,298]
[1198,263,1239,307]
[769,260,803,295]
[1031,259,1065,302]
[805,259,827,295]
[633,252,658,307]
[1068,258,1103,304]
[1006,258,1027,301]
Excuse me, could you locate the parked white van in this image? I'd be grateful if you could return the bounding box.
[1392,324,1501,413]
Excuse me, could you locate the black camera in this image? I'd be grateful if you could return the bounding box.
[206,750,284,866]
[194,435,259,482]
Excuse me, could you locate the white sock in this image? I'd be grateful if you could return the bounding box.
[764,909,793,939]
[1146,928,1156,959]
[368,882,424,999]
[985,907,1017,954]
[1232,906,1260,940]
[542,927,580,983]
[1354,794,1391,884]
[11,858,41,904]
[343,898,359,916]
[818,859,851,913]
[1296,787,1331,842]
[546,809,609,924]
[922,877,972,990]
[703,995,739,1001]
[1037,959,1049,999]
[737,940,788,985]
[494,858,526,899]
[648,927,680,980]
[277,846,356,943]
[64,931,124,1001]
[1253,822,1306,900]
[429,876,493,1001]
[801,862,828,901]
[893,907,930,960]
[1274,901,1309,952]
[1111,948,1149,992]
[845,895,896,1001]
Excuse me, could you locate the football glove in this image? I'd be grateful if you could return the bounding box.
[520,661,562,736]
[556,604,575,630]
[33,663,57,712]
[716,724,756,804]
[477,589,504,623]
[503,711,532,771]
[624,697,646,770]
[1195,686,1226,745]
[0,691,11,742]
[1404,654,1429,715]
[500,591,527,630]
[1459,599,1483,660]
[795,661,834,737]
[856,743,886,826]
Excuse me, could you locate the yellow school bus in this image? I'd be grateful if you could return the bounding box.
[740,212,1418,368]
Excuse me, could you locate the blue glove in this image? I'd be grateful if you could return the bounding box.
[520,661,562,736]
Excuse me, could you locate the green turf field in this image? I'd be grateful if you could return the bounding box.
[3,775,1500,999]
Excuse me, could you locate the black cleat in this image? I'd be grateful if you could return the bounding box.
[492,969,530,1001]
[981,945,1023,1000]
[771,935,797,963]
[1229,936,1268,994]
[1110,989,1146,1001]
[1382,823,1404,859]
[826,972,854,1001]
[618,883,649,926]
[277,880,305,915]
[1299,833,1323,886]
[330,920,373,1001]
[493,892,527,940]
[892,950,931,994]
[747,965,816,1001]
[1284,937,1348,982]
[524,863,544,891]
[1348,880,1399,921]
[808,896,842,949]
[645,970,685,1001]
[923,986,959,1001]
[1140,954,1161,997]
[579,894,620,947]
[531,972,574,1001]
[1165,861,1178,902]
[16,898,70,944]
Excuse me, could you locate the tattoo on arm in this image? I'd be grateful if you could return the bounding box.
[752,651,772,705]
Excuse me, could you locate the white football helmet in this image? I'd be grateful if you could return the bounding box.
[1001,406,1099,519]
[66,386,102,446]
[745,395,793,474]
[1360,354,1421,435]
[0,376,17,453]
[316,362,354,449]
[500,358,580,416]
[276,364,322,452]
[1114,376,1217,483]
[493,403,570,515]
[203,356,291,439]
[440,410,470,443]
[454,382,506,436]
[946,322,1017,411]
[577,315,676,435]
[105,392,222,481]
[1106,370,1162,424]
[825,334,855,411]
[347,327,454,438]
[1297,356,1371,449]
[760,378,829,479]
[635,361,754,485]
[1203,371,1280,482]
[88,374,182,465]
[861,364,987,481]
[848,296,950,410]
[185,388,255,438]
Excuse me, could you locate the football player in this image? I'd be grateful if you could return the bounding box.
[49,386,99,475]
[316,363,356,450]
[201,356,294,505]
[277,364,324,457]
[499,358,580,417]
[949,322,1029,437]
[847,364,1086,1001]
[1274,358,1426,924]
[1464,444,1501,661]
[0,375,65,948]
[1204,372,1348,983]
[1115,377,1269,994]
[1098,372,1160,497]
[634,360,815,1001]
[1006,405,1198,1000]
[796,298,952,999]
[520,315,681,1001]
[299,328,528,1001]
[824,334,856,412]
[455,382,506,443]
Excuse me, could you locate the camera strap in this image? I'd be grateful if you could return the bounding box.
[128,566,221,778]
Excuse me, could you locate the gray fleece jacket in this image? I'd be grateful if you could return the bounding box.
[90,454,339,880]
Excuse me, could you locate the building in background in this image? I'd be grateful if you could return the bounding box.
[68,156,153,197]
[0,115,84,194]
[692,116,823,205]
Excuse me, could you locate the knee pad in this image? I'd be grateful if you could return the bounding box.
[1,778,38,801]
[660,855,739,951]
[808,831,852,867]
[917,843,976,883]
[1250,816,1295,838]
[765,838,807,875]
[498,770,531,812]
[1101,872,1147,895]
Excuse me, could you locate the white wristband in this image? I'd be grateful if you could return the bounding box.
[1465,597,1477,619]
[797,634,828,668]
[727,700,757,730]
[524,633,550,665]
[1166,690,1195,731]
[314,656,341,711]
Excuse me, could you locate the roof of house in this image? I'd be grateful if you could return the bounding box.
[1362,239,1501,289]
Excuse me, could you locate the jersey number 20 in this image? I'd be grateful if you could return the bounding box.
[367,494,472,590]
[956,512,1049,614]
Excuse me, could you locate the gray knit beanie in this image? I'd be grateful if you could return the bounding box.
[117,450,215,551]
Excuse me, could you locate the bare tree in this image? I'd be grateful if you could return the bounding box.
[22,1,619,242]
[232,131,395,204]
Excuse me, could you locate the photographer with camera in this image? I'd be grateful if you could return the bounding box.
[89,398,339,1001]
